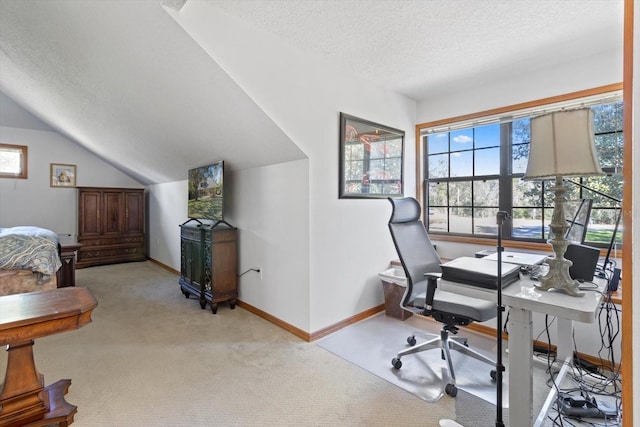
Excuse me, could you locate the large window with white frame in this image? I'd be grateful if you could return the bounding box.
[421,93,623,250]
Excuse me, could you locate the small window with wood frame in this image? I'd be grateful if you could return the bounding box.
[0,144,28,179]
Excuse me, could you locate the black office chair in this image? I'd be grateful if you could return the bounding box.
[387,197,496,397]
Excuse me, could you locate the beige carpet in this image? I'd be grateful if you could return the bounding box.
[2,261,465,426]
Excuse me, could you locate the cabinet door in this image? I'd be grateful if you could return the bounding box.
[103,191,124,235]
[78,190,102,236]
[184,239,202,289]
[124,191,144,234]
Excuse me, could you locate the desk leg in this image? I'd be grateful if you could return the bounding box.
[556,318,573,360]
[534,319,574,426]
[508,307,533,426]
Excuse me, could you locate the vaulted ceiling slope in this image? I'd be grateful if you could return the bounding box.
[0,0,623,185]
[0,0,306,185]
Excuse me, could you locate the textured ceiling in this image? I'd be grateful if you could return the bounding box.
[0,0,624,185]
[208,0,624,100]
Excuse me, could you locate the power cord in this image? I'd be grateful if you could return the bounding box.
[546,287,623,426]
[238,268,261,277]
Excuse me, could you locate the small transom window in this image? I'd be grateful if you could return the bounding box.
[0,144,28,179]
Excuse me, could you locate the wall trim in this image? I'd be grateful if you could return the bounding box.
[147,257,179,275]
[621,1,634,425]
[237,301,386,342]
[308,305,386,341]
[148,257,621,368]
[147,256,385,342]
[235,300,312,341]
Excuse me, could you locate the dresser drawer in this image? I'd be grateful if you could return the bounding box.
[180,227,202,241]
[78,235,144,247]
[76,244,145,268]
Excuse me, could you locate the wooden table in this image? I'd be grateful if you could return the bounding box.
[0,287,98,427]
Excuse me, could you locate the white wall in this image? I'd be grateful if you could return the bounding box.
[146,179,186,269]
[169,2,631,344]
[229,160,310,329]
[170,2,417,332]
[146,159,312,330]
[417,48,623,123]
[0,124,143,236]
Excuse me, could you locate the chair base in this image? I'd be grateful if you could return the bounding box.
[391,326,496,397]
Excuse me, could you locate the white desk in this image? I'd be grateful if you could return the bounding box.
[439,274,606,426]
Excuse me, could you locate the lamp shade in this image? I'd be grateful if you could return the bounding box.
[524,108,603,179]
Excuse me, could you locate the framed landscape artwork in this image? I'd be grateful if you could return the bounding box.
[50,163,76,187]
[339,113,404,198]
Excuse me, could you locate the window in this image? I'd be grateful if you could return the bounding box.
[421,93,623,250]
[0,144,28,179]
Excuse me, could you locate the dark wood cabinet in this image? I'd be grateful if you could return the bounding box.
[76,187,146,269]
[179,223,238,314]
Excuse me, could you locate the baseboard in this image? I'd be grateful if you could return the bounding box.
[233,300,309,341]
[146,257,385,342]
[237,300,385,342]
[147,257,179,275]
[417,315,620,373]
[463,322,620,373]
[528,340,620,373]
[308,305,385,341]
[146,256,615,370]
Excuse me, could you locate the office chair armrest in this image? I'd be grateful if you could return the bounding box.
[423,273,441,313]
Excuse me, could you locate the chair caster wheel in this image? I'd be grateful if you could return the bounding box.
[407,336,416,346]
[445,383,458,397]
[391,358,402,369]
[490,370,497,382]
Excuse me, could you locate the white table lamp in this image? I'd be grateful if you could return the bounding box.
[524,108,603,296]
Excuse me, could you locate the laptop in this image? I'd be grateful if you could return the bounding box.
[483,251,548,267]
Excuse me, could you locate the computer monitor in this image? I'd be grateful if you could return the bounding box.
[565,198,592,245]
[565,244,600,282]
[600,208,622,275]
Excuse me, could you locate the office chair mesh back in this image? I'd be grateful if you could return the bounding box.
[386,197,497,397]
[388,197,441,307]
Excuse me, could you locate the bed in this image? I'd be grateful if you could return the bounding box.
[0,226,62,296]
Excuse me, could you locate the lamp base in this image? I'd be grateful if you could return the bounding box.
[536,256,584,297]
[533,176,585,297]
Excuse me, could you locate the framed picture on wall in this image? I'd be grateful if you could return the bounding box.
[50,163,76,187]
[339,113,405,198]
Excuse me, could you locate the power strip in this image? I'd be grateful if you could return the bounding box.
[573,354,599,373]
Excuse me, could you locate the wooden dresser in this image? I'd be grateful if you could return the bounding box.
[76,187,146,269]
[179,222,238,314]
